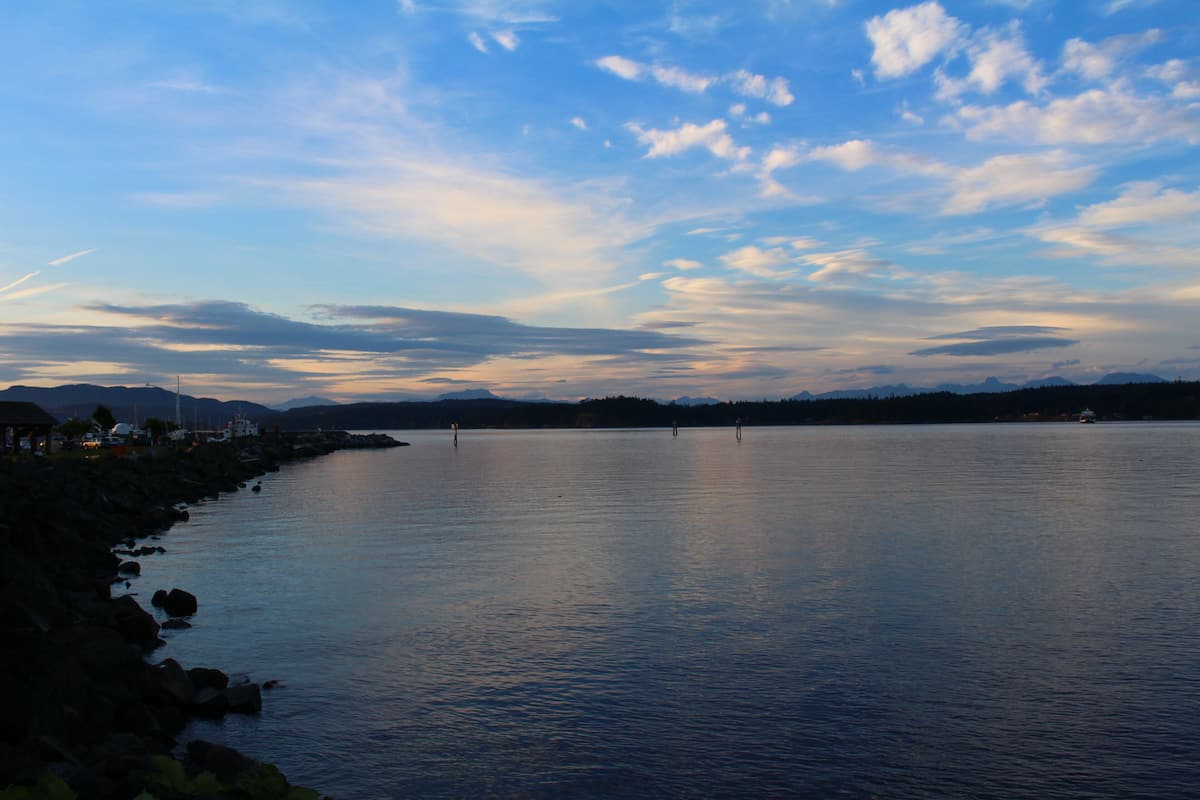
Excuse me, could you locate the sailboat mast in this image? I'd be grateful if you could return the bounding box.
[175,376,182,429]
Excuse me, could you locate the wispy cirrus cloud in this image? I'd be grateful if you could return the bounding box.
[807,139,1096,215]
[1028,181,1200,269]
[48,248,98,267]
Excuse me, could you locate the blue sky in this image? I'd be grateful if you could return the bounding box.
[1,0,1197,403]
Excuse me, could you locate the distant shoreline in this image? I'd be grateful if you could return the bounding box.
[267,381,1200,431]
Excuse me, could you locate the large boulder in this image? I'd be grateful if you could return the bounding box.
[162,588,197,617]
[223,683,262,714]
[143,658,195,707]
[187,667,229,691]
[109,596,159,646]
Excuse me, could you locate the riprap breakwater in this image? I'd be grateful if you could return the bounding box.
[0,431,404,798]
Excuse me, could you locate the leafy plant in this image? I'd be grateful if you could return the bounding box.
[0,771,77,800]
[145,756,225,796]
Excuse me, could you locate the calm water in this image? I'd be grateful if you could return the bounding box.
[136,424,1200,798]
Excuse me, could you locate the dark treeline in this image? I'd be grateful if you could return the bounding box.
[265,381,1200,430]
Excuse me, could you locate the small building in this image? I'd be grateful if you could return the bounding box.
[0,401,58,455]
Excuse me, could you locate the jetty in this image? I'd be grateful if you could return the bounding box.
[0,431,403,797]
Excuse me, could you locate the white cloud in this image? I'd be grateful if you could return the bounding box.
[1145,59,1187,83]
[597,56,795,104]
[972,25,1043,94]
[802,249,895,282]
[1145,59,1200,100]
[1028,182,1200,269]
[285,159,647,285]
[595,55,642,81]
[789,237,825,250]
[720,245,794,278]
[447,0,558,25]
[935,22,1045,102]
[726,70,794,106]
[953,84,1200,145]
[595,56,712,93]
[757,144,804,197]
[808,139,948,176]
[0,271,39,295]
[808,140,1095,215]
[664,258,703,270]
[729,103,747,117]
[651,64,714,93]
[570,116,587,130]
[808,139,883,172]
[898,102,924,124]
[865,1,965,79]
[627,119,750,161]
[48,248,98,267]
[944,152,1097,214]
[147,77,222,94]
[468,31,488,52]
[1105,0,1159,15]
[1075,182,1200,228]
[1062,29,1162,80]
[491,29,519,51]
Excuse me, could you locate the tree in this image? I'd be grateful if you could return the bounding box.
[144,417,168,441]
[57,417,93,440]
[92,404,116,431]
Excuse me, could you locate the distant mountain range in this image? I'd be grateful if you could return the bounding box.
[0,384,272,427]
[789,373,1166,401]
[272,395,339,411]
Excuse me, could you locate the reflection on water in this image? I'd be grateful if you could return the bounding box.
[142,424,1200,798]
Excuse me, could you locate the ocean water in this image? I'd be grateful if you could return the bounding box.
[137,424,1200,798]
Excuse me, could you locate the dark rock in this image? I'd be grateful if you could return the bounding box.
[223,683,262,714]
[191,688,229,718]
[144,658,194,706]
[110,595,160,645]
[188,667,229,691]
[161,618,191,629]
[118,560,141,575]
[162,588,197,617]
[187,740,259,783]
[262,679,281,690]
[151,589,168,607]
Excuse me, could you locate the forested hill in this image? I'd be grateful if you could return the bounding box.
[264,381,1200,430]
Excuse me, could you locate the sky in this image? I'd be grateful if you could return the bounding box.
[1,0,1198,404]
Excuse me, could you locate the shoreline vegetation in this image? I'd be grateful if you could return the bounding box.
[0,431,404,800]
[268,380,1200,430]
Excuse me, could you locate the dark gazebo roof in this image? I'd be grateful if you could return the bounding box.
[0,401,58,428]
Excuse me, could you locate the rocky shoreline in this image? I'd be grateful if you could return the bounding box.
[0,431,405,799]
